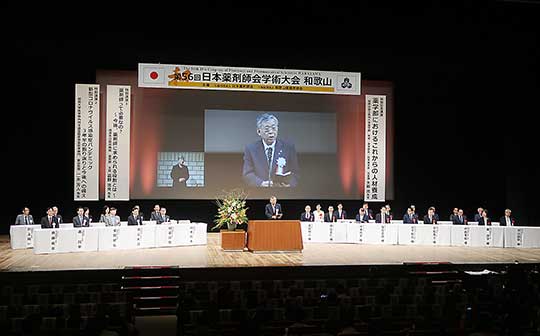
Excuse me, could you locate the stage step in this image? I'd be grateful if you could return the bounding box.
[121,266,181,317]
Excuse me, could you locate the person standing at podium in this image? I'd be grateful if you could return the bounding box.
[15,207,34,225]
[265,196,282,219]
[300,205,314,221]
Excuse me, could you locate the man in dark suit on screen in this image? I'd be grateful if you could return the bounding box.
[265,196,283,219]
[242,113,299,187]
[170,156,190,189]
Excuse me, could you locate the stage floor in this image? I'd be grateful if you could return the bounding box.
[1,233,540,272]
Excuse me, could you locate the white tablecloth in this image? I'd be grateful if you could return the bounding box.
[33,227,100,254]
[451,225,505,247]
[299,222,539,248]
[398,224,452,246]
[505,226,540,248]
[9,225,42,249]
[31,222,208,254]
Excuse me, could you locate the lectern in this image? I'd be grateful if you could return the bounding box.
[247,220,303,252]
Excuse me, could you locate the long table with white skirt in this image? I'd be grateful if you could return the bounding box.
[300,222,540,248]
[10,224,42,249]
[30,222,208,254]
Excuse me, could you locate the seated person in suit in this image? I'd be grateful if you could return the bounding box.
[73,207,90,227]
[41,207,60,229]
[242,113,299,187]
[356,208,369,223]
[170,156,190,189]
[300,205,314,222]
[265,196,282,219]
[99,205,110,223]
[313,204,325,222]
[473,207,484,222]
[403,208,418,224]
[324,206,337,222]
[499,208,516,227]
[52,206,63,224]
[362,203,374,220]
[423,207,438,224]
[431,206,440,222]
[478,209,491,226]
[15,207,34,225]
[104,207,121,226]
[336,203,347,220]
[375,206,391,224]
[452,209,467,225]
[410,205,419,221]
[83,207,93,223]
[128,207,144,225]
[158,207,170,224]
[150,204,162,222]
[449,208,459,221]
[385,204,393,221]
[133,205,144,220]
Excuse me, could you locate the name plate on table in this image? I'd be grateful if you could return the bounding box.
[98,226,139,250]
[505,227,540,248]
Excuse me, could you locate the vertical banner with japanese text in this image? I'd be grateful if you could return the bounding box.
[106,85,131,200]
[364,95,386,201]
[74,84,100,200]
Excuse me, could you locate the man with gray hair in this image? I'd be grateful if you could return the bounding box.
[242,113,299,187]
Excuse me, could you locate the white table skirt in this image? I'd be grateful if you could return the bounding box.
[10,225,42,249]
[30,222,208,254]
[300,222,539,248]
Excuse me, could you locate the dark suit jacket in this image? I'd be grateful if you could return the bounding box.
[150,212,163,222]
[423,215,437,224]
[403,214,418,224]
[40,216,59,229]
[159,215,170,224]
[356,213,369,222]
[73,216,90,227]
[171,164,189,187]
[242,139,299,187]
[335,210,347,220]
[128,214,144,225]
[375,213,390,224]
[499,216,516,227]
[265,203,282,219]
[300,212,314,221]
[478,217,491,226]
[324,212,337,222]
[451,215,467,225]
[474,214,482,222]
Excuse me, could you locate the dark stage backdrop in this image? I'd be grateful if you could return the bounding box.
[2,2,539,233]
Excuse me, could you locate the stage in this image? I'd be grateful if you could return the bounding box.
[1,233,540,273]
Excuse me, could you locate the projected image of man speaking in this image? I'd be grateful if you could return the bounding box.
[242,113,299,187]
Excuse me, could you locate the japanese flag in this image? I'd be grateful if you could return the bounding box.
[143,67,165,84]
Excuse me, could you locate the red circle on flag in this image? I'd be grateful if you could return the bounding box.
[150,71,159,80]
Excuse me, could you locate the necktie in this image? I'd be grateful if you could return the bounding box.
[25,216,28,225]
[49,217,52,225]
[266,147,273,169]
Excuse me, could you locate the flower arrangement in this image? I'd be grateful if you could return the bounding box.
[212,189,249,231]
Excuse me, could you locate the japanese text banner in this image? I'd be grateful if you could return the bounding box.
[138,63,360,95]
[364,95,386,201]
[106,85,131,201]
[74,84,100,201]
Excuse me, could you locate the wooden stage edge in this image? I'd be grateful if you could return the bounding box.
[1,233,540,273]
